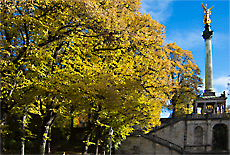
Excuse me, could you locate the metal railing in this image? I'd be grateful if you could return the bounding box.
[142,134,183,153]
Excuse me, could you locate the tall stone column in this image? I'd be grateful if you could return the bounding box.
[202,24,215,96]
[206,120,212,151]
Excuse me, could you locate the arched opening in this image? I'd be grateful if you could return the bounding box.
[212,124,228,151]
[194,126,203,145]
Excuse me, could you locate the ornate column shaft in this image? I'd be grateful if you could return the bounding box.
[202,24,215,96]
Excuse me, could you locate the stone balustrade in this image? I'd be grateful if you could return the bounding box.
[187,113,230,120]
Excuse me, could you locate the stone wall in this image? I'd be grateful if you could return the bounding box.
[185,118,230,152]
[116,135,180,155]
[117,114,230,154]
[150,120,185,148]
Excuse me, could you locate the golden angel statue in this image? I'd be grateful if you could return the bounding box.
[201,3,214,24]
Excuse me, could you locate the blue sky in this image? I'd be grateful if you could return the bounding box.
[139,0,230,117]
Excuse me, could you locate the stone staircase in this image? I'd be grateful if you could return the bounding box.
[128,114,230,154]
[141,133,183,153]
[141,114,230,154]
[149,116,185,133]
[132,116,186,154]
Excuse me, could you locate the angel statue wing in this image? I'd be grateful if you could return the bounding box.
[209,5,214,11]
[201,3,207,12]
[201,3,214,12]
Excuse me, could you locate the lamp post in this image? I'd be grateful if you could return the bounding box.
[109,127,113,155]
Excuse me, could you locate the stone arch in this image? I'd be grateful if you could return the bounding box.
[212,123,228,151]
[194,126,203,145]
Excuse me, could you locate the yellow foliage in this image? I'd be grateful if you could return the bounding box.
[1,0,202,145]
[165,43,202,117]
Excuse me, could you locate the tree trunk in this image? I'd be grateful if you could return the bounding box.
[95,138,99,155]
[171,97,176,118]
[83,132,91,155]
[21,136,25,155]
[1,112,7,152]
[40,111,56,155]
[21,106,27,155]
[95,126,103,155]
[47,127,51,154]
[172,107,176,118]
[69,110,74,142]
[101,127,106,155]
[102,147,106,155]
[83,108,95,155]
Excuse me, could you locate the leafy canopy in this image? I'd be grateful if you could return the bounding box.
[1,0,202,150]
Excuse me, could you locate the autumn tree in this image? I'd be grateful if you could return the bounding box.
[165,43,202,117]
[1,0,165,153]
[1,0,202,154]
[0,0,121,153]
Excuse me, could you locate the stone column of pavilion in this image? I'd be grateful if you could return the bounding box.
[202,23,215,96]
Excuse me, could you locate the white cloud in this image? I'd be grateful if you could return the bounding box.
[215,89,228,96]
[213,76,229,87]
[164,29,203,50]
[212,32,229,50]
[199,76,229,91]
[164,30,229,52]
[140,0,174,23]
[198,75,229,92]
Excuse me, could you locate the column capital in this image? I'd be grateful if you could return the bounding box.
[202,24,213,39]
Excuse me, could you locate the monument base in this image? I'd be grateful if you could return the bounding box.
[203,90,215,96]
